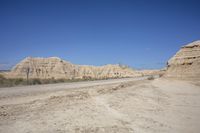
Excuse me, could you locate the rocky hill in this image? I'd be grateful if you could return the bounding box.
[165,40,200,79]
[5,57,76,79]
[77,64,140,79]
[4,57,141,79]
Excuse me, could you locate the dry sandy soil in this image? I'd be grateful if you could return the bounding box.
[0,77,200,133]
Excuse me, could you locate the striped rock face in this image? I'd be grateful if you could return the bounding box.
[4,57,141,79]
[6,57,76,79]
[77,64,141,79]
[165,41,200,79]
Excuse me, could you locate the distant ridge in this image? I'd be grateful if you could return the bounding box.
[4,57,141,79]
[5,40,200,80]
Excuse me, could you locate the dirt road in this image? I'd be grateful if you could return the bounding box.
[0,77,200,133]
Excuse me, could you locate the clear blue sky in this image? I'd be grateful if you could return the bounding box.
[0,0,200,70]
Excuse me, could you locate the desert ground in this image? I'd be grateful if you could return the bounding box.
[0,77,200,133]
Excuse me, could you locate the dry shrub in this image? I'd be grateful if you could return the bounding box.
[147,76,155,80]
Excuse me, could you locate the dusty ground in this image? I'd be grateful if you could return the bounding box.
[0,77,200,133]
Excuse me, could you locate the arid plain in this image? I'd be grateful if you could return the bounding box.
[0,77,200,133]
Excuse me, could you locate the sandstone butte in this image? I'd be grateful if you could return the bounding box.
[165,40,200,79]
[3,57,142,79]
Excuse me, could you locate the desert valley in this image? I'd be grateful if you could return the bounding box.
[0,41,200,133]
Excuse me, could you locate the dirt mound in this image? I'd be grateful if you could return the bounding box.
[165,40,200,79]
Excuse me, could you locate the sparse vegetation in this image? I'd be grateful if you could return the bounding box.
[0,74,27,87]
[0,74,123,87]
[147,76,155,80]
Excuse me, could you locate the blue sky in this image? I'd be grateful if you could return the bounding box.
[0,0,200,70]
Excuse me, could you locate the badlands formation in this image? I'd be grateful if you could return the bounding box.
[2,40,200,80]
[3,40,200,80]
[4,57,141,79]
[165,40,200,79]
[0,41,200,133]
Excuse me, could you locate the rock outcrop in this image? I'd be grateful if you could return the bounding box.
[5,57,141,79]
[165,40,200,79]
[6,57,76,79]
[77,64,141,79]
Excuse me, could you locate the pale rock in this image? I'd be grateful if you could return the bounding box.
[5,57,141,79]
[165,40,200,79]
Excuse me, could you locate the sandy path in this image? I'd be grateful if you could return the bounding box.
[0,77,146,105]
[0,77,200,133]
